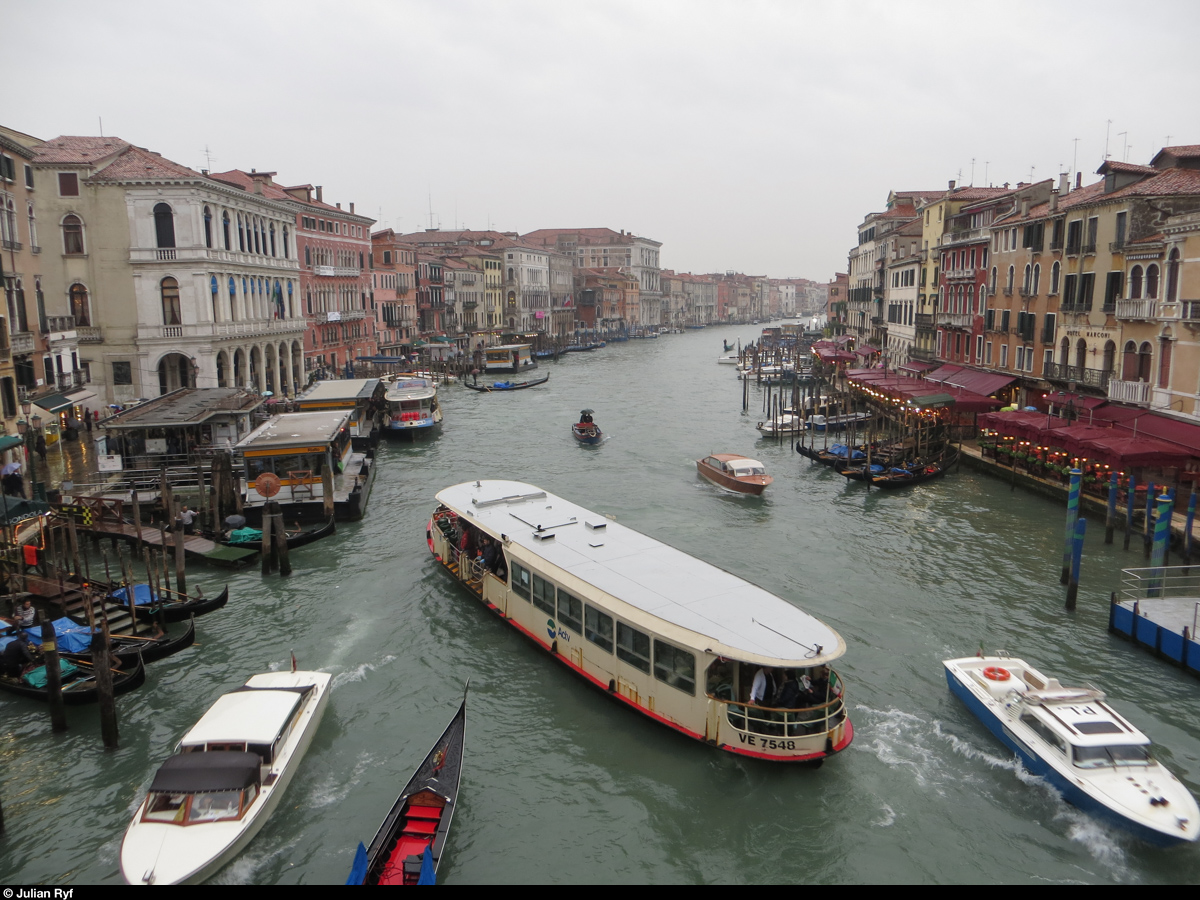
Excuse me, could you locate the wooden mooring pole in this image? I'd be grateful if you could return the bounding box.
[38,611,67,733]
[1061,468,1082,585]
[1065,518,1086,611]
[1105,472,1119,545]
[87,584,119,749]
[261,505,276,576]
[1124,475,1136,551]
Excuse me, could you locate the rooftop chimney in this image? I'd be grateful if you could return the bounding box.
[1021,198,1030,217]
[1049,189,1059,212]
[948,179,956,190]
[1075,172,1082,189]
[349,202,355,214]
[316,185,323,203]
[336,202,341,209]
[1059,172,1070,194]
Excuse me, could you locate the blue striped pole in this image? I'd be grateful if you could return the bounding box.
[1124,474,1136,550]
[1105,472,1119,544]
[1149,493,1173,598]
[1144,482,1156,558]
[1062,468,1082,584]
[1066,518,1087,610]
[1165,488,1176,567]
[1185,487,1196,568]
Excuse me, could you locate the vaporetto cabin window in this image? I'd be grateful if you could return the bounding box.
[584,605,613,652]
[531,572,556,617]
[511,562,531,600]
[616,622,651,673]
[557,589,583,634]
[653,640,696,696]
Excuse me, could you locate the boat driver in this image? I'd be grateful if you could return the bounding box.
[1,633,39,680]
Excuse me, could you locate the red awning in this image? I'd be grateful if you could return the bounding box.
[1078,434,1192,468]
[898,360,937,375]
[926,364,1014,397]
[1091,408,1200,455]
[1043,390,1108,411]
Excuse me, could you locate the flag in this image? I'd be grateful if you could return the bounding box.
[417,846,436,885]
[345,841,368,885]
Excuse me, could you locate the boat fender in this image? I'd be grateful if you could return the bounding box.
[608,679,616,693]
[551,640,558,654]
[983,666,1011,682]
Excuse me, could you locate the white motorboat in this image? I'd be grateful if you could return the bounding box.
[384,377,443,435]
[755,413,806,436]
[120,670,333,884]
[944,655,1199,845]
[717,355,740,365]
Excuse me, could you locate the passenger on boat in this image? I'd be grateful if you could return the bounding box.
[12,598,36,628]
[773,671,803,708]
[749,667,775,705]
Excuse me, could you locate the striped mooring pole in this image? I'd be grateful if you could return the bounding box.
[1149,493,1173,598]
[1105,472,1119,545]
[1062,468,1082,585]
[1066,517,1087,611]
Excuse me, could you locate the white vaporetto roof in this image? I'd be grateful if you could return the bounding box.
[385,378,436,401]
[437,481,845,665]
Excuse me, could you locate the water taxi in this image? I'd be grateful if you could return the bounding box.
[384,377,443,436]
[293,379,386,450]
[427,481,851,763]
[234,410,375,522]
[944,655,1199,845]
[483,344,537,374]
[120,670,332,884]
[696,454,773,495]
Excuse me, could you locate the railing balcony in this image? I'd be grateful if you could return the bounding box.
[1115,299,1158,320]
[1050,239,1064,251]
[1018,287,1035,298]
[313,265,360,278]
[30,245,40,254]
[938,313,973,329]
[1107,379,1151,405]
[11,332,35,354]
[44,315,76,333]
[1044,362,1111,390]
[911,345,937,360]
[156,248,177,261]
[75,326,103,343]
[1183,301,1200,322]
[2,239,22,251]
[914,313,934,327]
[1110,240,1126,253]
[130,247,299,271]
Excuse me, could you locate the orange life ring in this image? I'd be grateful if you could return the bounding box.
[983,666,1011,682]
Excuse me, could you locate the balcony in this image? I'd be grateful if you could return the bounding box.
[1107,379,1151,406]
[44,315,76,333]
[310,308,365,323]
[129,247,300,271]
[941,227,985,247]
[938,313,973,329]
[2,239,21,251]
[1043,362,1111,390]
[1110,240,1126,253]
[314,265,361,278]
[11,332,35,354]
[1183,301,1200,322]
[76,326,103,343]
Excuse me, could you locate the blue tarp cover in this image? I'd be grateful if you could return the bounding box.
[112,583,159,606]
[24,618,95,655]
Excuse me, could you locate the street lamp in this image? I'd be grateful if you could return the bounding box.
[16,402,43,501]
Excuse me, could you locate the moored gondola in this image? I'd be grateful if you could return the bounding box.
[0,651,146,705]
[26,615,195,668]
[214,516,335,553]
[872,448,959,488]
[348,685,468,886]
[103,584,230,624]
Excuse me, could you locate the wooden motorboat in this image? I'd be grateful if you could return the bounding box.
[0,647,145,705]
[945,655,1199,845]
[214,516,335,553]
[121,669,332,884]
[107,584,230,624]
[464,373,550,392]
[349,686,468,885]
[696,454,772,495]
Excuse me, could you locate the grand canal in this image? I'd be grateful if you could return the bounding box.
[4,325,1200,885]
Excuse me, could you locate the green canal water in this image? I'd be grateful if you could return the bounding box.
[3,325,1200,885]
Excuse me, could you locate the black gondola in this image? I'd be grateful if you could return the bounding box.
[464,373,550,393]
[349,684,468,885]
[0,652,146,705]
[57,616,196,668]
[106,585,229,624]
[213,516,335,553]
[872,448,959,488]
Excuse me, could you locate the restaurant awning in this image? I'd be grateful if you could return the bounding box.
[65,388,96,404]
[33,393,74,413]
[925,364,1014,397]
[0,435,23,452]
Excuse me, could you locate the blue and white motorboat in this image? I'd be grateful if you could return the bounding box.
[384,377,442,436]
[944,655,1199,845]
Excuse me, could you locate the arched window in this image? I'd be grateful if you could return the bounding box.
[967,285,974,314]
[304,245,311,266]
[1138,341,1152,382]
[161,276,181,325]
[69,283,90,327]
[1,198,15,246]
[62,214,84,254]
[237,214,246,251]
[1060,337,1070,365]
[228,276,238,321]
[990,266,997,292]
[1102,340,1116,375]
[26,202,37,250]
[269,223,276,257]
[253,219,261,255]
[1050,261,1060,294]
[1032,264,1040,296]
[210,275,219,319]
[203,206,213,249]
[1122,340,1138,380]
[1022,264,1032,293]
[1159,334,1173,388]
[1146,264,1159,298]
[1130,265,1144,299]
[1006,265,1015,292]
[153,202,176,248]
[222,211,231,249]
[1161,250,1180,303]
[282,226,289,259]
[1075,339,1087,370]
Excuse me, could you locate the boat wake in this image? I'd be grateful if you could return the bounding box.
[209,833,303,885]
[333,654,397,690]
[310,750,377,808]
[855,705,1133,875]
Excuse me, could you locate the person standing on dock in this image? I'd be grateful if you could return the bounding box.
[179,505,197,535]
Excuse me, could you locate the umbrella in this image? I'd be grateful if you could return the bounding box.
[1,462,20,476]
[262,390,274,397]
[224,514,247,530]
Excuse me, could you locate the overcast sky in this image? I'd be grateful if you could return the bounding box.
[9,0,1199,282]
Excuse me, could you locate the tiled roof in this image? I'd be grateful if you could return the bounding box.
[1096,160,1157,176]
[879,204,917,219]
[945,186,1014,201]
[208,169,292,201]
[1152,145,1200,166]
[87,145,206,182]
[32,135,131,164]
[523,227,635,246]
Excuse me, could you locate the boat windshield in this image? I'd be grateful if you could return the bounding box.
[142,785,256,825]
[1072,744,1152,768]
[733,467,765,476]
[187,790,244,822]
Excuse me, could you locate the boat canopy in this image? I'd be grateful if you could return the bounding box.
[181,688,305,747]
[150,751,261,794]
